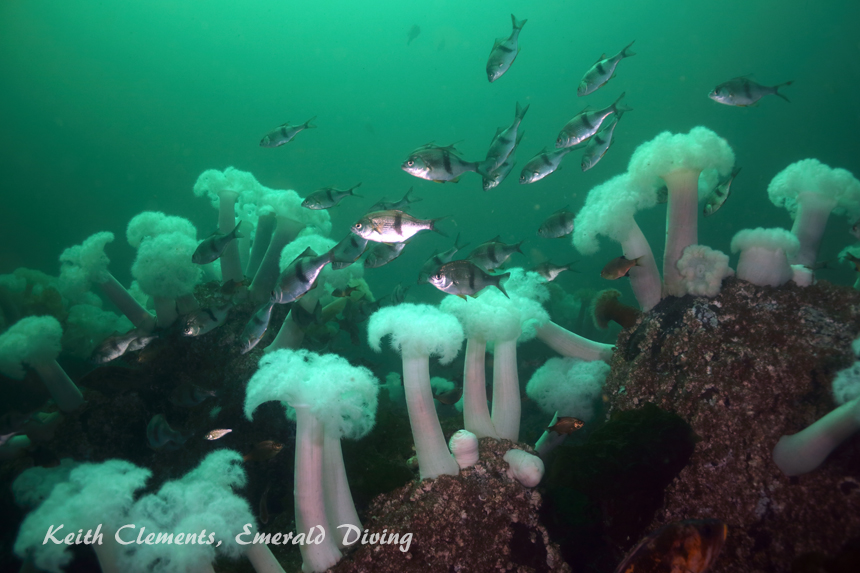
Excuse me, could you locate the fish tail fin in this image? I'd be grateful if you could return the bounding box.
[511,14,527,30]
[612,91,633,114]
[774,81,793,102]
[515,239,525,254]
[621,40,636,58]
[515,101,530,123]
[304,116,318,128]
[495,272,511,298]
[430,216,449,237]
[349,182,363,197]
[403,186,422,204]
[473,162,493,179]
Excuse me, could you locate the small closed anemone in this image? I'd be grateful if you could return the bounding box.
[773,358,860,477]
[245,349,378,571]
[0,316,84,412]
[59,232,156,332]
[591,289,640,329]
[368,303,464,480]
[14,459,151,573]
[131,232,202,327]
[573,173,662,310]
[730,228,799,287]
[526,357,610,457]
[628,126,735,296]
[441,268,548,441]
[675,244,733,297]
[767,158,860,270]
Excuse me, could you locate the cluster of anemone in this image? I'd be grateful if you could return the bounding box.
[572,127,860,479]
[6,142,860,573]
[573,126,860,305]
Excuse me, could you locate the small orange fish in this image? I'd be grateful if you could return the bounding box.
[243,440,284,462]
[614,519,727,573]
[547,417,585,435]
[601,255,642,280]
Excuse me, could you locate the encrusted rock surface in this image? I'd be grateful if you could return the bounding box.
[605,277,860,572]
[331,438,570,573]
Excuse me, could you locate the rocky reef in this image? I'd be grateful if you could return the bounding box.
[331,438,569,573]
[604,277,860,572]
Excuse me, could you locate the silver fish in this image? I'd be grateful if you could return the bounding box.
[538,208,575,238]
[170,382,217,407]
[329,233,370,269]
[192,221,244,264]
[417,234,468,284]
[182,303,232,337]
[146,414,187,450]
[484,102,529,171]
[483,158,518,191]
[581,113,622,172]
[126,334,156,353]
[486,14,527,83]
[365,241,409,268]
[556,92,631,148]
[578,41,636,97]
[260,116,317,147]
[708,76,792,107]
[520,147,574,184]
[703,167,741,217]
[205,428,232,441]
[90,328,154,364]
[369,187,422,212]
[90,330,137,364]
[533,261,576,281]
[429,260,509,299]
[351,210,443,243]
[272,247,332,304]
[402,143,486,183]
[301,182,362,210]
[467,236,524,271]
[239,301,275,354]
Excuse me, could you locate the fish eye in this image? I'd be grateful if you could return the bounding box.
[354,222,362,229]
[407,160,414,167]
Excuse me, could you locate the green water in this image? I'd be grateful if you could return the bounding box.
[3,0,859,298]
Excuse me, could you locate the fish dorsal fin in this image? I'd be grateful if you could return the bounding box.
[491,126,503,142]
[594,53,606,64]
[488,235,501,243]
[298,247,318,259]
